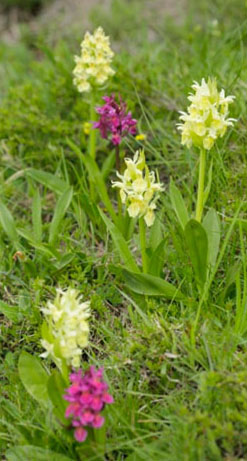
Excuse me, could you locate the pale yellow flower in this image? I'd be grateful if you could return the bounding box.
[40,288,90,368]
[73,27,115,93]
[112,150,163,227]
[178,78,235,151]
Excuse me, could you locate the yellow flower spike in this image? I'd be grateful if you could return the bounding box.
[40,288,90,368]
[112,150,163,227]
[177,77,236,151]
[73,27,115,93]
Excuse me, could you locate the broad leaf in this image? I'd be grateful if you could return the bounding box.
[203,208,220,271]
[149,216,163,252]
[47,371,68,423]
[122,269,185,300]
[49,187,73,244]
[0,200,19,246]
[203,159,213,207]
[148,239,166,276]
[99,209,139,273]
[27,169,67,194]
[169,179,189,229]
[0,300,19,322]
[185,219,208,287]
[18,351,49,405]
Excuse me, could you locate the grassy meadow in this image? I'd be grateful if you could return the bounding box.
[1,0,247,459]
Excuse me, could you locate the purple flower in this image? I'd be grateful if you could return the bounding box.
[93,94,137,146]
[64,366,114,443]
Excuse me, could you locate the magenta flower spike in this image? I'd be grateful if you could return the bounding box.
[64,366,114,443]
[93,94,137,146]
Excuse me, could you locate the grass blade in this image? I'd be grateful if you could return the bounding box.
[0,200,19,248]
[99,208,139,272]
[49,187,73,245]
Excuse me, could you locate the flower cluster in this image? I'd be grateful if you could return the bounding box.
[64,366,114,442]
[73,27,115,93]
[112,150,163,226]
[93,94,137,145]
[40,288,90,368]
[178,78,235,150]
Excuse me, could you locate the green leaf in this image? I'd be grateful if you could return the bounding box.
[17,228,59,258]
[49,187,73,244]
[67,139,117,223]
[203,208,220,271]
[18,351,49,405]
[32,189,42,243]
[149,216,163,252]
[0,200,19,246]
[82,155,117,222]
[27,169,67,194]
[6,446,74,461]
[203,159,213,207]
[53,253,75,270]
[122,269,185,300]
[101,149,116,181]
[78,191,101,227]
[169,179,189,229]
[148,239,166,276]
[185,219,208,287]
[47,371,68,424]
[0,300,19,322]
[99,208,139,273]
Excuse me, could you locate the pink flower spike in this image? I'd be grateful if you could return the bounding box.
[94,94,137,146]
[92,414,105,428]
[64,366,114,443]
[74,427,88,443]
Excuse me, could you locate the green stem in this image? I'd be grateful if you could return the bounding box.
[115,145,122,216]
[115,144,120,172]
[117,193,122,216]
[139,217,148,273]
[195,148,206,222]
[89,91,97,160]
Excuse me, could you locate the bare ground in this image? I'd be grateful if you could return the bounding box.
[0,0,186,43]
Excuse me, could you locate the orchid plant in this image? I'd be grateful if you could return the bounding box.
[178,77,235,222]
[18,288,114,450]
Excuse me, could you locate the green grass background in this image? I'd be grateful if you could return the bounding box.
[1,0,247,459]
